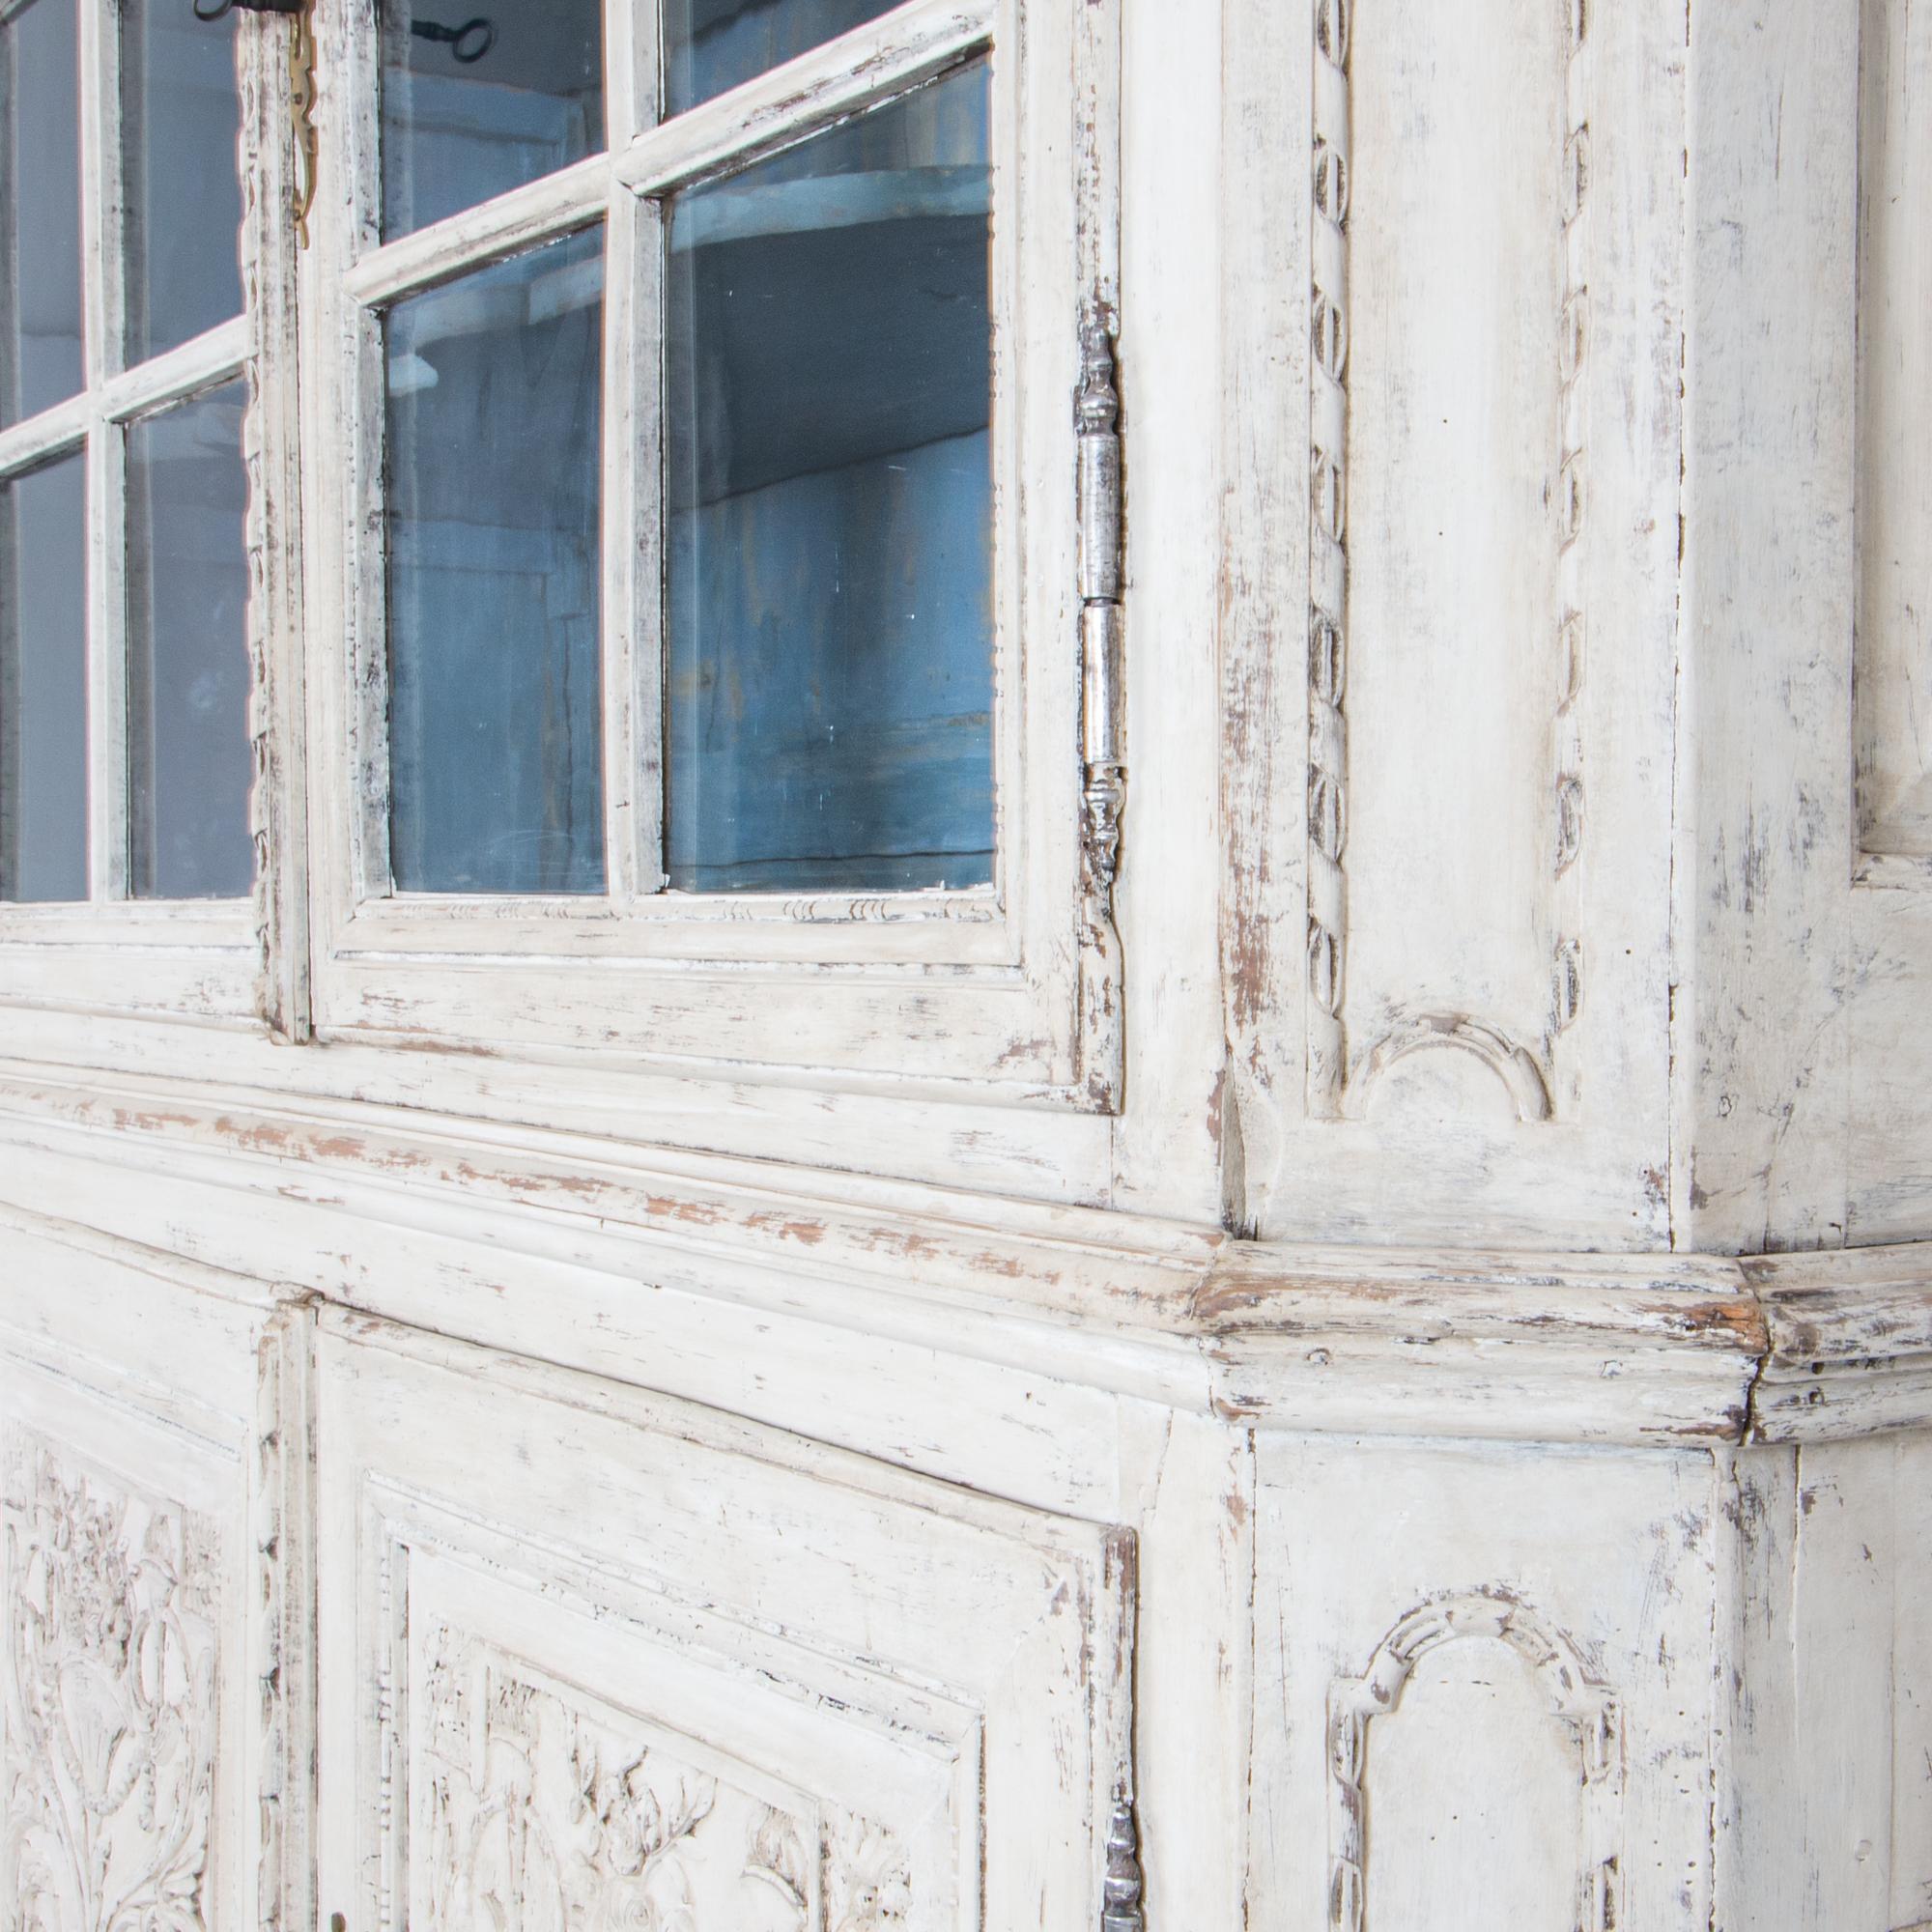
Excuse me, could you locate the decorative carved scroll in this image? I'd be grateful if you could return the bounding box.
[1350,1015,1551,1124]
[3,1443,221,1932]
[406,1626,912,1932]
[1326,1590,1623,1932]
[1305,0,1351,1118]
[1077,298,1126,1109]
[1550,0,1590,1079]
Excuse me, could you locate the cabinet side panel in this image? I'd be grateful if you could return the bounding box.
[1858,0,1932,857]
[1344,0,1571,1118]
[1677,0,1859,1250]
[1893,1431,1932,1930]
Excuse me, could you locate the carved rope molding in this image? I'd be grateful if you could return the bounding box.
[1325,1590,1624,1932]
[1305,0,1350,1119]
[3,1440,222,1932]
[1305,0,1590,1125]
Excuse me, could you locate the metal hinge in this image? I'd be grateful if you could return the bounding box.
[1072,294,1126,1108]
[1076,298,1125,925]
[1102,1796,1145,1932]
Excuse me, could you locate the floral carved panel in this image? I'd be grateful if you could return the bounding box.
[412,1627,912,1932]
[2,1440,222,1932]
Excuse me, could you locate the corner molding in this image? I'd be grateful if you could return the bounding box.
[1743,1248,1932,1441]
[250,1295,319,1932]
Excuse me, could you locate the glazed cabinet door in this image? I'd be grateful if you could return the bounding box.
[313,1311,1135,1932]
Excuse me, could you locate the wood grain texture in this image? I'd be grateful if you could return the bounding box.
[1858,0,1932,860]
[1712,1437,1932,1932]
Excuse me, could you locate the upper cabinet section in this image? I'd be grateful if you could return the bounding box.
[1220,0,1687,1248]
[1213,0,1932,1254]
[1672,0,1932,1254]
[301,0,1128,1108]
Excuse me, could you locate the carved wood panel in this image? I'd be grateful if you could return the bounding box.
[412,1624,909,1932]
[2,1441,221,1932]
[1307,0,1593,1126]
[1326,1591,1623,1932]
[317,1315,1133,1932]
[1251,1437,1717,1929]
[0,1218,317,1932]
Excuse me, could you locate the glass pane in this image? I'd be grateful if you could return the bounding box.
[123,0,243,363]
[127,383,252,898]
[665,63,992,895]
[0,0,83,429]
[382,0,603,240]
[0,451,88,901]
[664,0,903,116]
[384,228,605,895]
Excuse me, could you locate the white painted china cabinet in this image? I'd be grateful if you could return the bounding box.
[3,0,1931,1926]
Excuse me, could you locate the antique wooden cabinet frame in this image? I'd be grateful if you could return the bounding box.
[5,1,1932,1929]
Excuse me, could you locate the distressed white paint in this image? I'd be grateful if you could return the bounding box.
[0,1,1928,1928]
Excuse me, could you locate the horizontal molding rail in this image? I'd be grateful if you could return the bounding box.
[0,1065,1928,1450]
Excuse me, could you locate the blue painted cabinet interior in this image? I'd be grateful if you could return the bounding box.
[382,6,995,897]
[664,59,995,894]
[0,455,88,902]
[384,229,607,895]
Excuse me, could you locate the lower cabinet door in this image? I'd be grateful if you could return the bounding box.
[314,1311,1136,1932]
[0,1216,306,1932]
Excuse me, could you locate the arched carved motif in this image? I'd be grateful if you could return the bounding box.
[1350,1016,1553,1123]
[1326,1590,1622,1932]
